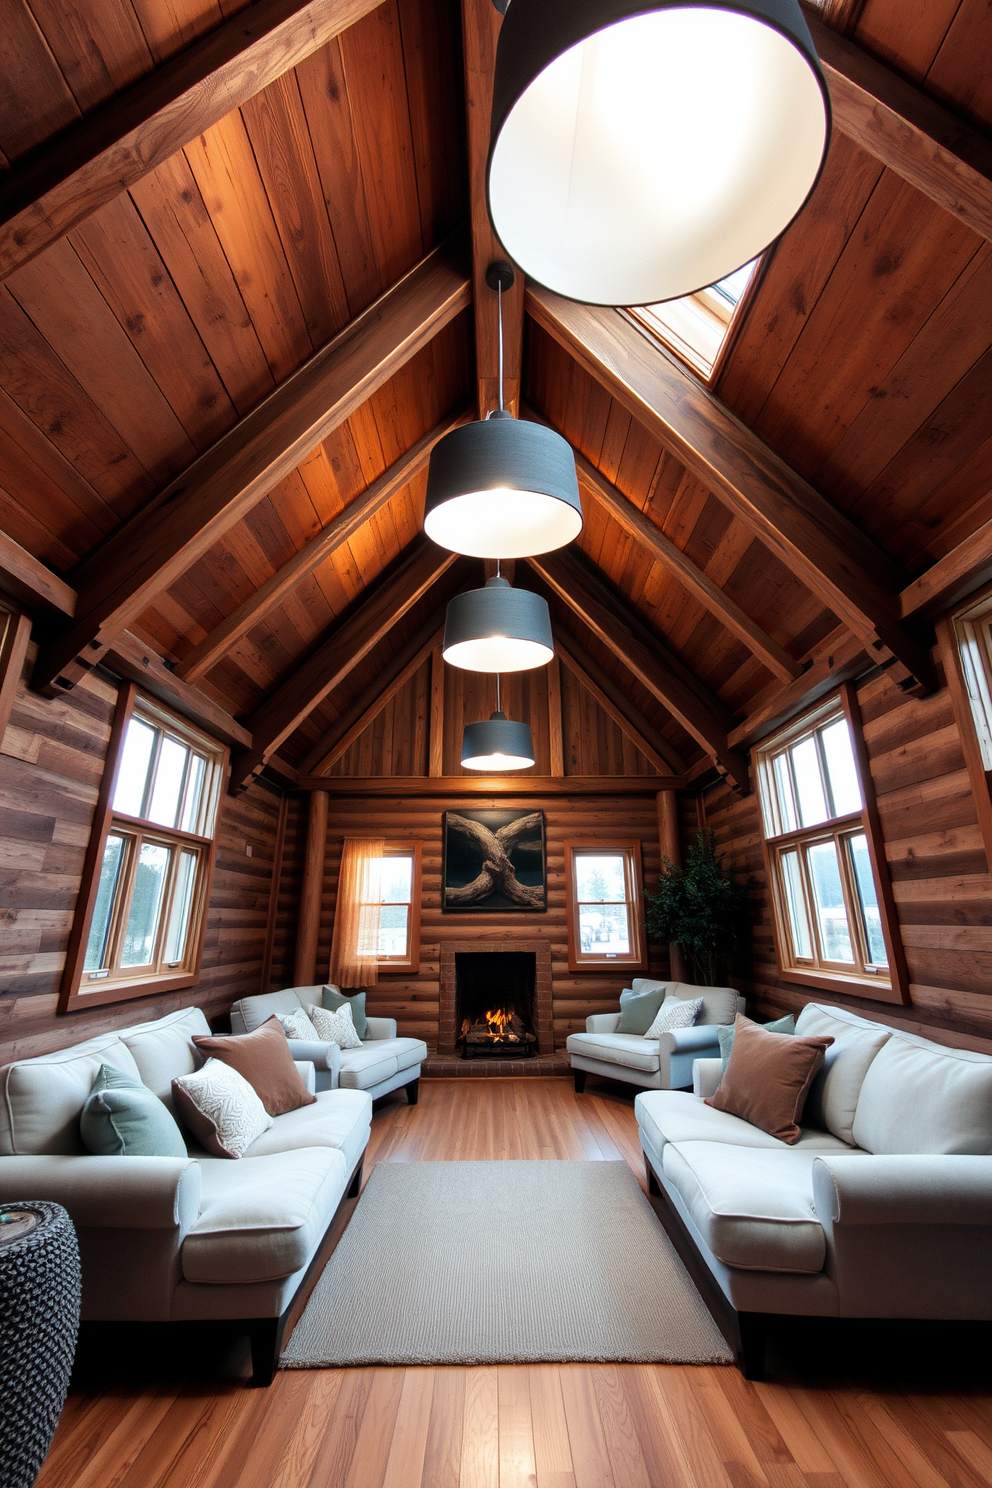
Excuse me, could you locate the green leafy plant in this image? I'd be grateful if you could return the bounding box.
[644,830,752,985]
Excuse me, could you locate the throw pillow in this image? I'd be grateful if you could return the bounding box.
[322,985,367,1039]
[644,997,703,1038]
[616,986,668,1035]
[276,1007,320,1042]
[80,1063,187,1158]
[172,1059,272,1159]
[192,1017,316,1117]
[311,1001,363,1050]
[706,1015,833,1144]
[718,1014,795,1070]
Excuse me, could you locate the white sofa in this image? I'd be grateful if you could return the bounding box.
[567,980,744,1092]
[636,1002,992,1377]
[231,986,427,1102]
[0,1006,372,1384]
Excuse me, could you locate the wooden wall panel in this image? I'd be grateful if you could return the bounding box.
[328,661,431,778]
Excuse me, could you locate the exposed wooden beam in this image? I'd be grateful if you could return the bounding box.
[0,0,383,282]
[230,541,455,792]
[806,10,992,246]
[103,632,252,749]
[524,404,800,684]
[295,788,329,986]
[547,654,564,777]
[0,528,76,618]
[295,774,685,795]
[527,286,936,698]
[554,627,687,775]
[302,617,443,775]
[530,550,750,792]
[429,640,445,777]
[176,404,471,684]
[727,624,874,752]
[900,519,992,620]
[35,238,470,697]
[0,609,32,743]
[462,0,523,415]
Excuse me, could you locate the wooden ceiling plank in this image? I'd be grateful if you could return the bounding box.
[294,773,685,794]
[34,236,470,696]
[105,631,252,749]
[527,286,937,698]
[230,539,456,791]
[807,11,992,244]
[727,624,873,752]
[554,627,687,775]
[302,615,442,775]
[0,526,76,617]
[900,517,992,620]
[0,0,387,282]
[529,549,750,792]
[176,403,471,683]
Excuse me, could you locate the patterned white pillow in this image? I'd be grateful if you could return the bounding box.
[172,1059,272,1159]
[644,997,704,1039]
[277,1007,320,1041]
[310,1001,362,1050]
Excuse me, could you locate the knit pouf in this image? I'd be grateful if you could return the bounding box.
[0,1203,81,1488]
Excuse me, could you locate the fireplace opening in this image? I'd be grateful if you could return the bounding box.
[455,951,537,1059]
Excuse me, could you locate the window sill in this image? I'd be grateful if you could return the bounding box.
[61,970,197,1012]
[776,965,904,1006]
[568,955,649,974]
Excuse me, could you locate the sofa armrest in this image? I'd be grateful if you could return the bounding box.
[294,1060,317,1095]
[365,1017,397,1040]
[0,1155,200,1232]
[586,1013,621,1033]
[663,1023,724,1054]
[812,1155,992,1226]
[692,1059,723,1099]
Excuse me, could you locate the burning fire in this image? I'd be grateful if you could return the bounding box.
[485,1007,512,1038]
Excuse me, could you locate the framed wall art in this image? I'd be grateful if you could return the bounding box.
[442,808,547,913]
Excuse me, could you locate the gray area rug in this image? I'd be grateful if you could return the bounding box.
[281,1160,732,1367]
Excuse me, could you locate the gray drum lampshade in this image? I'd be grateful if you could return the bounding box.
[487,0,831,307]
[461,712,536,770]
[443,576,554,672]
[424,413,582,558]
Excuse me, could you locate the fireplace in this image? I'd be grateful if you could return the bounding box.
[438,940,554,1056]
[455,952,537,1059]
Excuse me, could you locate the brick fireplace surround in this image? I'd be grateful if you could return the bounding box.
[425,940,568,1078]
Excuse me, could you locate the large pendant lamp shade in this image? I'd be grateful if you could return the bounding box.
[443,575,553,673]
[462,711,536,771]
[424,412,582,559]
[487,0,831,307]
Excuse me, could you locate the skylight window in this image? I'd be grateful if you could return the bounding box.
[627,258,759,380]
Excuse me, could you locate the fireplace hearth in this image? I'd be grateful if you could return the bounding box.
[455,952,537,1059]
[438,940,554,1058]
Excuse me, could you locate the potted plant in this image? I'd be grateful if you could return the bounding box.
[644,830,752,985]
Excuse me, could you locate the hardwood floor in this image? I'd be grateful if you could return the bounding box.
[37,1077,992,1488]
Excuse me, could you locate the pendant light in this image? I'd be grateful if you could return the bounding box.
[424,263,582,558]
[461,674,536,771]
[443,567,553,673]
[487,0,831,307]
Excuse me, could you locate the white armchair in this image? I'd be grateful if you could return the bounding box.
[567,982,743,1093]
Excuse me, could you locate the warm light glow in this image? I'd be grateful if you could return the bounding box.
[424,486,583,559]
[485,1007,513,1037]
[443,633,554,673]
[460,749,536,771]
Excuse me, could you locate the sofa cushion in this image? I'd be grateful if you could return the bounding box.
[635,1090,860,1158]
[795,1003,891,1145]
[0,1033,142,1155]
[80,1063,187,1159]
[183,1148,347,1284]
[718,1015,794,1070]
[192,1018,316,1117]
[233,988,312,1034]
[120,1007,210,1115]
[337,1045,400,1090]
[645,998,702,1037]
[658,981,740,1028]
[616,986,667,1034]
[566,1032,662,1074]
[244,1088,372,1168]
[311,1002,362,1050]
[662,1141,830,1273]
[172,1060,272,1159]
[852,1033,992,1155]
[390,1038,428,1073]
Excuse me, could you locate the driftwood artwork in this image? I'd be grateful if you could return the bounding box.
[442,809,547,912]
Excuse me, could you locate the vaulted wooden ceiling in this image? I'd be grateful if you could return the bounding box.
[1,0,991,795]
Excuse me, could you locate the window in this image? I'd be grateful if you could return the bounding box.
[60,684,227,1010]
[376,842,422,973]
[754,688,907,1003]
[564,841,648,973]
[627,259,760,380]
[939,589,992,872]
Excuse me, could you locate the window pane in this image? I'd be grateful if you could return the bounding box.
[121,842,170,967]
[781,849,812,961]
[113,719,155,817]
[807,841,855,963]
[575,855,626,903]
[849,834,888,967]
[148,736,188,828]
[791,736,829,828]
[164,849,197,964]
[180,754,206,834]
[820,718,862,817]
[380,856,412,905]
[578,903,631,955]
[772,753,798,834]
[378,904,409,957]
[84,834,125,971]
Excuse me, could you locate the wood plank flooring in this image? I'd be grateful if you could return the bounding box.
[36,1077,992,1488]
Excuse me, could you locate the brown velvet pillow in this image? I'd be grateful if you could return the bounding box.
[192,1017,316,1117]
[705,1014,833,1144]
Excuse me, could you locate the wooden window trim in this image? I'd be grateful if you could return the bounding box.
[59,683,228,1012]
[377,839,422,976]
[0,604,31,745]
[937,607,992,874]
[564,839,648,974]
[755,684,910,1005]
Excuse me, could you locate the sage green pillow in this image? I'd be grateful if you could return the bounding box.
[322,985,367,1040]
[718,1015,795,1070]
[80,1063,187,1158]
[616,986,668,1035]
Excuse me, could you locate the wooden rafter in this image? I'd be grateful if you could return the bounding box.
[524,404,800,684]
[900,518,992,620]
[527,285,937,698]
[727,625,872,753]
[229,540,456,792]
[294,774,684,794]
[176,404,471,684]
[34,237,470,697]
[105,632,251,750]
[0,0,384,282]
[0,528,76,618]
[554,627,687,775]
[529,550,750,792]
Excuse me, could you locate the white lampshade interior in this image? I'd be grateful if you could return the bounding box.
[461,750,536,770]
[424,486,583,559]
[443,634,554,672]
